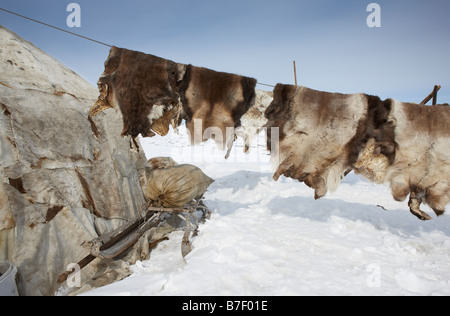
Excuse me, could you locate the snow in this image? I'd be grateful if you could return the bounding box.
[83,125,450,296]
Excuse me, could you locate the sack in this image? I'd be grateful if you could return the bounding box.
[147,157,178,170]
[143,164,214,208]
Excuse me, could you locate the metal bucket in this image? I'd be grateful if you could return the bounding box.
[0,261,19,296]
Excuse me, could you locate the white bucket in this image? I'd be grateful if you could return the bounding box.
[0,261,19,296]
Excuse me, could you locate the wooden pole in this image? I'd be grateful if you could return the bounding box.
[293,61,298,87]
[57,255,96,284]
[57,210,158,284]
[421,85,441,105]
[432,85,439,105]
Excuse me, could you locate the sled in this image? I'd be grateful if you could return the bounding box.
[58,198,211,284]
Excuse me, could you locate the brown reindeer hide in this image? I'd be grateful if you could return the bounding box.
[265,84,397,200]
[383,101,450,219]
[266,83,450,220]
[89,47,184,139]
[178,64,257,150]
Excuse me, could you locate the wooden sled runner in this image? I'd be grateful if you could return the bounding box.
[58,198,212,285]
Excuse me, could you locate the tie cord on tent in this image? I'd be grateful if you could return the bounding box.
[0,7,276,89]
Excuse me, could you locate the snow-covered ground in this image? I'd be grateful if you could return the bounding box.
[84,125,450,296]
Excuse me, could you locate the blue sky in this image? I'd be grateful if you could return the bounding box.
[1,0,449,103]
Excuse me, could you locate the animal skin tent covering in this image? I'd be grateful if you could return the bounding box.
[0,26,150,295]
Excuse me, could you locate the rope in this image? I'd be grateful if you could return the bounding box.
[0,7,113,48]
[1,7,276,88]
[257,82,275,88]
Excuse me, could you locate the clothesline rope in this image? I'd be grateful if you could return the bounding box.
[0,7,276,88]
[0,7,113,48]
